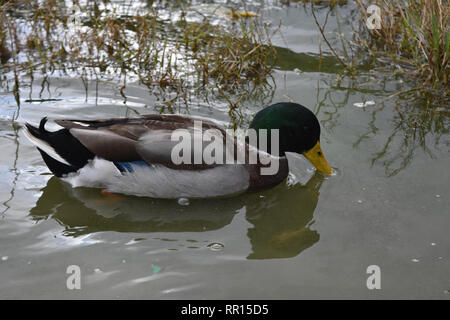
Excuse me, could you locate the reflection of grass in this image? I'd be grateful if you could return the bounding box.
[369,102,449,176]
[315,77,448,176]
[272,46,342,73]
[0,0,277,113]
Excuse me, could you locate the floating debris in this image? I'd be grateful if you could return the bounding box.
[1,256,8,261]
[353,101,376,108]
[151,264,161,274]
[411,258,420,263]
[94,268,103,273]
[227,9,259,20]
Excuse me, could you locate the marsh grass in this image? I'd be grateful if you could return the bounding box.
[308,0,448,108]
[355,0,449,90]
[0,0,277,114]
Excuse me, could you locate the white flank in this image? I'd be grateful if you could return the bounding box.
[62,157,249,199]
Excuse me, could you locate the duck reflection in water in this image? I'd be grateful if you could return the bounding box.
[29,174,324,260]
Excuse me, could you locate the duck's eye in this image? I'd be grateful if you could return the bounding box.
[317,151,322,156]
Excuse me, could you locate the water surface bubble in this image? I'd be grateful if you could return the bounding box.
[208,243,224,251]
[329,167,340,177]
[178,197,190,206]
[1,256,8,261]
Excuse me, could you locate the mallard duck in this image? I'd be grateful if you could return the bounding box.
[23,102,332,198]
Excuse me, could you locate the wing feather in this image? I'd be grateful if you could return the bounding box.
[69,128,140,162]
[55,115,237,170]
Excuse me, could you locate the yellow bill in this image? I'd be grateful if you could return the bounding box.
[302,141,333,176]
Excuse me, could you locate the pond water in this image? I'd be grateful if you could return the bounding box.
[0,1,449,299]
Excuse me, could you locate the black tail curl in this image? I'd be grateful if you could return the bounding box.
[25,117,95,177]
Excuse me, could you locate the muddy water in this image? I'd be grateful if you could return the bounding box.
[0,2,449,299]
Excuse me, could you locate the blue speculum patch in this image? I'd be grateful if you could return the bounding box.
[115,161,149,172]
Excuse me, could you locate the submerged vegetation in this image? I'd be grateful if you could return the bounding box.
[0,0,277,115]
